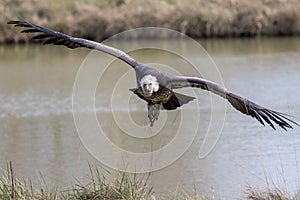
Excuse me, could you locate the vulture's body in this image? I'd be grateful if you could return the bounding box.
[8,19,298,130]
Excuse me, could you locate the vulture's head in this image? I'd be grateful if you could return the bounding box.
[140,75,159,97]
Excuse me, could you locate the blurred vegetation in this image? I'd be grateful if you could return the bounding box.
[0,162,155,200]
[2,0,300,43]
[1,162,300,200]
[246,185,300,200]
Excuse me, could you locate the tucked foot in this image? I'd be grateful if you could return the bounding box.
[148,104,162,127]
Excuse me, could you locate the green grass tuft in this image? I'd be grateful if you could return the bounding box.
[64,165,154,200]
[0,162,155,200]
[0,161,58,200]
[1,161,300,199]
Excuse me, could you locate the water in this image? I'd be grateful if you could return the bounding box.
[0,37,300,199]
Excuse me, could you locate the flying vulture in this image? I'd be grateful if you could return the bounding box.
[8,19,298,130]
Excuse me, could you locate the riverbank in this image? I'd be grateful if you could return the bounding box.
[1,162,298,200]
[2,0,300,43]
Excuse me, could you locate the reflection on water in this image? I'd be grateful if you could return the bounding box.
[0,37,300,198]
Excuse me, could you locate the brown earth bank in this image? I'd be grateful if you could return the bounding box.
[1,0,300,43]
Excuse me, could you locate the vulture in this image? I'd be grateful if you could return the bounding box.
[8,19,298,130]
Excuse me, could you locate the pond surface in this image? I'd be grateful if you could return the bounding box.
[0,37,300,199]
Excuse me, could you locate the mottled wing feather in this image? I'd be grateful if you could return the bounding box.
[168,76,298,130]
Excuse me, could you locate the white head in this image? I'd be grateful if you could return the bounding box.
[140,75,159,97]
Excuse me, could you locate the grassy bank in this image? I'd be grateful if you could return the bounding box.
[0,162,155,200]
[2,0,300,43]
[1,162,300,200]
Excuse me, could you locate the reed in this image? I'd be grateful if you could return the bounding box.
[2,0,300,43]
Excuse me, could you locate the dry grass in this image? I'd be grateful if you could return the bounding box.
[0,162,155,200]
[64,165,155,200]
[2,0,300,43]
[0,161,58,200]
[245,185,299,200]
[1,162,300,199]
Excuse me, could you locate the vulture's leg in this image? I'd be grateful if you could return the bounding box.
[148,104,163,126]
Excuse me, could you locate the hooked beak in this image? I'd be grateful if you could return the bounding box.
[143,84,152,97]
[145,84,150,91]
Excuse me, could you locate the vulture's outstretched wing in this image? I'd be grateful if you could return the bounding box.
[168,76,298,130]
[8,19,298,130]
[7,19,139,68]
